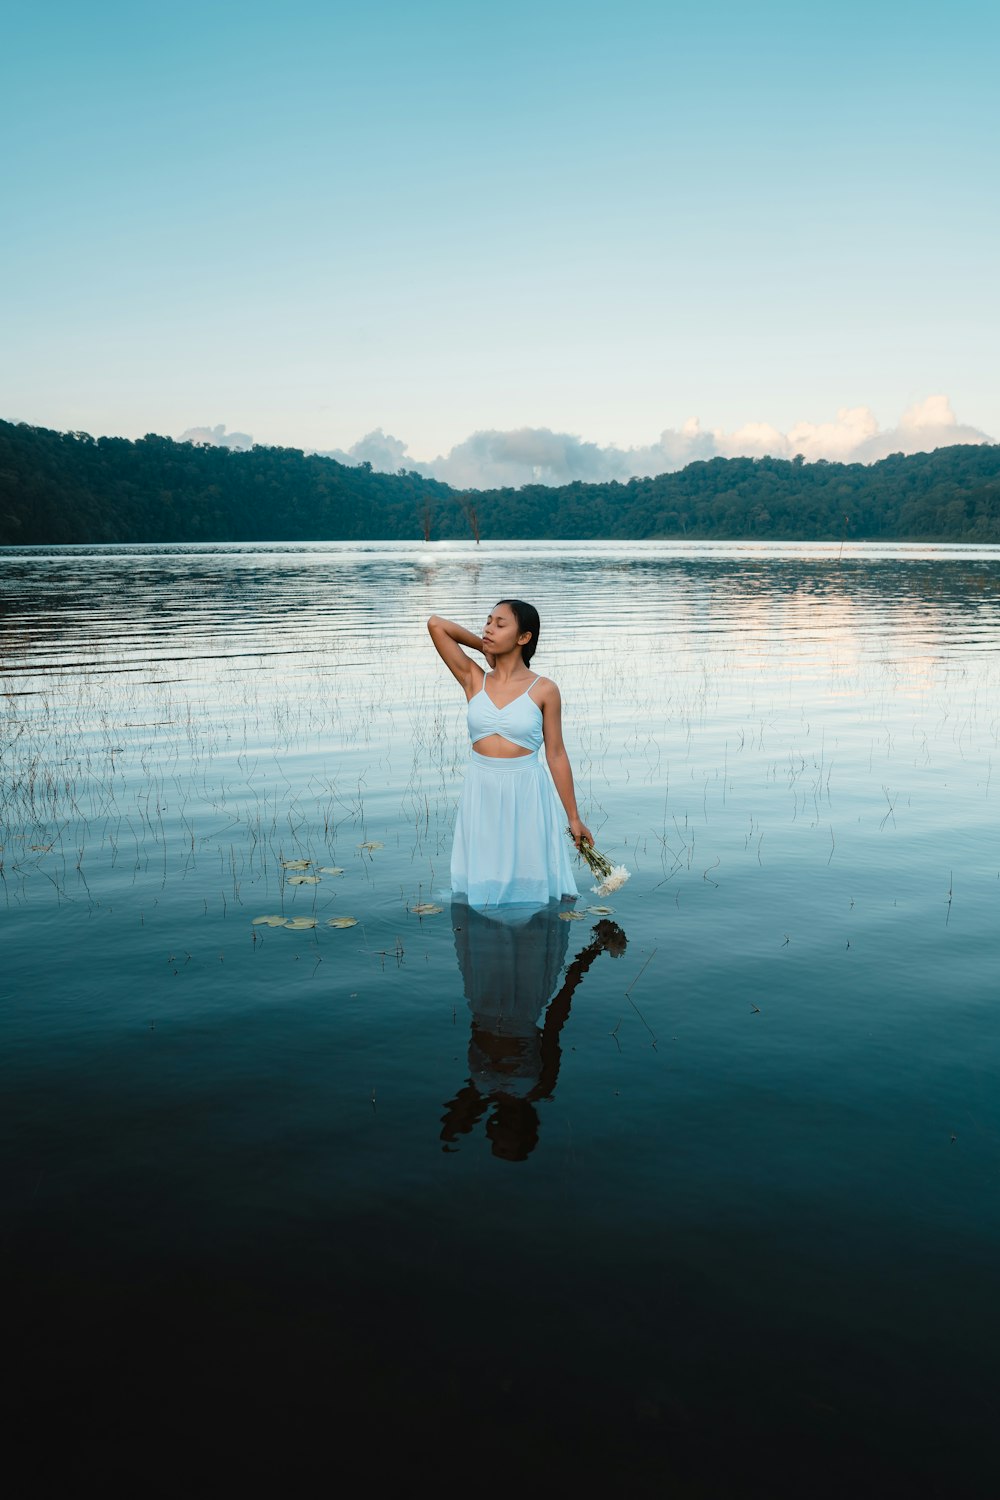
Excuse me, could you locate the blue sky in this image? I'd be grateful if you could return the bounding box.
[3,0,997,482]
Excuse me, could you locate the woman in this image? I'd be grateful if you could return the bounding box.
[427,599,593,907]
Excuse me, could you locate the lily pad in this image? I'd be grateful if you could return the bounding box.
[559,910,587,921]
[252,915,286,927]
[327,916,359,929]
[357,841,384,852]
[280,858,311,870]
[588,905,616,915]
[319,866,345,875]
[410,903,443,915]
[284,916,317,930]
[287,874,320,885]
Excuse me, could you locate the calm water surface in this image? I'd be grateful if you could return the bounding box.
[4,541,1000,1494]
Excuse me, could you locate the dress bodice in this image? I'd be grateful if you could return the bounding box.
[466,672,543,752]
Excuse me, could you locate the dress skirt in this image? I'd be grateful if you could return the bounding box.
[451,749,579,908]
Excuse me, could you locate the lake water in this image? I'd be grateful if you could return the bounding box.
[4,540,1000,1494]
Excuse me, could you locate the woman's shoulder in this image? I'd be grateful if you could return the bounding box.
[530,673,560,700]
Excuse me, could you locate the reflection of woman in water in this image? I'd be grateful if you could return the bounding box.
[441,901,628,1162]
[427,601,592,906]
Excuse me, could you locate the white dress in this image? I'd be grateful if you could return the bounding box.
[450,673,579,908]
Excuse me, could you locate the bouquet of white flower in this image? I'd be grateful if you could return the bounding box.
[568,830,631,896]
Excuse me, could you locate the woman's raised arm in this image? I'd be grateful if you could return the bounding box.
[427,615,489,693]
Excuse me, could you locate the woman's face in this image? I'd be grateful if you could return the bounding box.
[482,604,529,657]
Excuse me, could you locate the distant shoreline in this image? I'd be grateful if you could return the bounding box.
[5,540,1000,559]
[2,418,999,547]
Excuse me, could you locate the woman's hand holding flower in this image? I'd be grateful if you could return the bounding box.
[568,817,594,850]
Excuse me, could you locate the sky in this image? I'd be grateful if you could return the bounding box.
[3,0,998,487]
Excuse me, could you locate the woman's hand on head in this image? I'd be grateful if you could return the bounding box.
[427,614,485,694]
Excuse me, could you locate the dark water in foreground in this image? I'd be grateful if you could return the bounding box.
[4,541,1000,1494]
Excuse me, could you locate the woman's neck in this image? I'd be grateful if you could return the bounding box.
[489,653,530,684]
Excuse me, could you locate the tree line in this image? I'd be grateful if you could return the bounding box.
[1,418,999,545]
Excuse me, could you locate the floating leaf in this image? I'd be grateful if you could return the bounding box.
[410,903,443,915]
[559,910,587,921]
[588,905,616,915]
[327,916,358,929]
[319,866,345,875]
[252,915,286,927]
[280,858,312,870]
[286,874,320,885]
[357,841,384,851]
[284,916,317,930]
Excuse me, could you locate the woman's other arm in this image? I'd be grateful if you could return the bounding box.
[537,680,593,849]
[528,922,626,1101]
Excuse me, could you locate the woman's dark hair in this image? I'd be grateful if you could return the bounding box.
[486,1096,540,1162]
[496,598,540,667]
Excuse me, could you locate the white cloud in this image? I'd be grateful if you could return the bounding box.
[178,423,253,451]
[849,396,992,463]
[319,428,412,472]
[900,395,957,431]
[782,407,879,463]
[416,428,629,488]
[185,398,995,488]
[404,398,992,487]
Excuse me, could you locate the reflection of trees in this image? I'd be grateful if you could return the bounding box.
[4,549,998,650]
[557,553,1000,619]
[0,551,469,677]
[441,905,628,1163]
[2,546,998,697]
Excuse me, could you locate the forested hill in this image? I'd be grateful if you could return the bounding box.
[2,418,1000,545]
